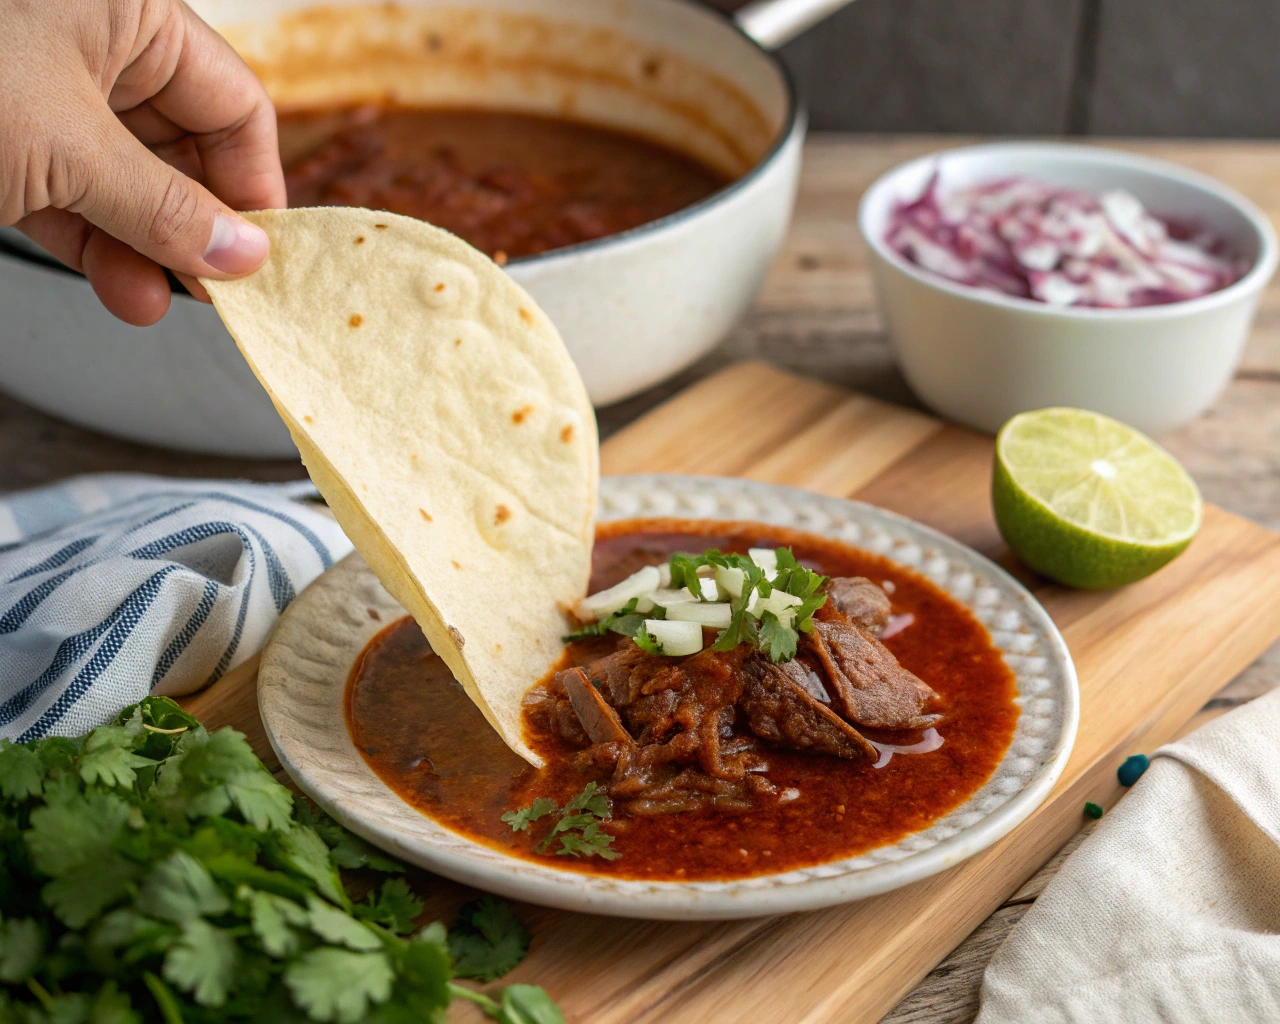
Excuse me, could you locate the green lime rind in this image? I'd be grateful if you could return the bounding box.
[992,407,1202,590]
[992,456,1193,589]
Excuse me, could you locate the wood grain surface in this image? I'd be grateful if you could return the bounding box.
[179,361,1280,1024]
[9,135,1280,1021]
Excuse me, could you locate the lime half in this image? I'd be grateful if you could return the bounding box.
[993,408,1202,589]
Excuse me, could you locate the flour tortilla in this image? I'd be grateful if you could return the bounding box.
[203,208,598,766]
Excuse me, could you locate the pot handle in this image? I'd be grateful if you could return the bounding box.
[734,0,857,50]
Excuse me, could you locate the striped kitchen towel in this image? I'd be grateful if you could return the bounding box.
[0,474,352,742]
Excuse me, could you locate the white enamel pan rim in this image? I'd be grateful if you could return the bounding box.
[0,0,822,286]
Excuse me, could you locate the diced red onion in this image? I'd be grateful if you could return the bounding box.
[885,171,1247,308]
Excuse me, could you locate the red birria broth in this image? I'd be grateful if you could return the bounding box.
[346,520,1019,881]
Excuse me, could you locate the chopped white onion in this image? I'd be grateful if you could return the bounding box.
[697,577,720,602]
[751,589,802,623]
[645,619,703,656]
[577,565,661,620]
[715,564,746,599]
[748,548,779,579]
[650,587,697,607]
[665,602,733,628]
[657,562,672,588]
[634,595,656,614]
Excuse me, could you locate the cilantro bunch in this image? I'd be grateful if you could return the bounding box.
[0,697,562,1024]
[670,548,827,662]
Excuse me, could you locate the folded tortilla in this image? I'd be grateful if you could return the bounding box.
[204,208,598,766]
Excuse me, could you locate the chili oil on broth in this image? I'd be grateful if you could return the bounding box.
[346,520,1020,882]
[279,106,731,261]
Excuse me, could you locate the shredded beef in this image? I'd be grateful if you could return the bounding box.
[540,591,941,814]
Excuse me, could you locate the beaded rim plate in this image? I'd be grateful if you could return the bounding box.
[258,475,1079,920]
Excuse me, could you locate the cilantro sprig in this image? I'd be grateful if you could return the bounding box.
[0,696,563,1024]
[503,782,620,861]
[678,547,827,663]
[562,597,665,644]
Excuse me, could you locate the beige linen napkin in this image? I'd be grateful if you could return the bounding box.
[976,686,1280,1023]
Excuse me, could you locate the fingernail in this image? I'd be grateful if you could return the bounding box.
[203,213,269,274]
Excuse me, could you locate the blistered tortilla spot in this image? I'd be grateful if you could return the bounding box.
[451,559,462,570]
[454,338,463,347]
[495,643,502,652]
[367,608,381,621]
[494,504,511,525]
[303,415,313,424]
[419,508,432,522]
[512,405,533,424]
[355,236,365,245]
[374,223,388,230]
[448,625,465,648]
[560,424,575,443]
[349,314,363,327]
[419,261,478,310]
[518,307,533,324]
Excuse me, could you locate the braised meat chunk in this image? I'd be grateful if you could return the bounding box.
[824,576,892,635]
[740,659,877,760]
[808,618,941,730]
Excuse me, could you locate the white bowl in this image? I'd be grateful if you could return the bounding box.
[858,142,1279,435]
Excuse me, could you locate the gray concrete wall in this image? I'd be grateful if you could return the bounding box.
[763,0,1280,137]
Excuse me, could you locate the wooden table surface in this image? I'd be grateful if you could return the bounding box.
[4,135,1279,1022]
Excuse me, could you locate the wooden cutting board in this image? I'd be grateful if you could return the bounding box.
[181,361,1280,1024]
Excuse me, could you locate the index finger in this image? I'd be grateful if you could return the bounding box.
[140,2,286,213]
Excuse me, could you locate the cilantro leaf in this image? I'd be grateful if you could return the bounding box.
[561,781,610,819]
[562,598,660,643]
[275,824,348,908]
[633,627,663,655]
[555,822,620,860]
[666,554,706,595]
[329,832,406,872]
[712,605,759,653]
[501,797,557,833]
[0,917,43,982]
[758,611,798,663]
[136,851,230,923]
[307,895,382,952]
[531,783,615,857]
[163,918,237,1007]
[78,723,152,789]
[26,791,131,877]
[355,878,423,935]
[244,888,307,958]
[41,854,143,929]
[89,981,140,1024]
[284,948,395,1024]
[0,740,44,801]
[369,928,452,1024]
[498,983,568,1024]
[448,897,530,982]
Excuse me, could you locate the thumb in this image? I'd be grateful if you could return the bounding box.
[69,111,270,280]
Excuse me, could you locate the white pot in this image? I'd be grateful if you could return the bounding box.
[0,0,832,457]
[858,142,1279,436]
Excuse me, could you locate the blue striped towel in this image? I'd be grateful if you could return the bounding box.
[0,474,352,742]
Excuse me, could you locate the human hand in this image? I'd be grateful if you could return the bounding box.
[0,0,285,326]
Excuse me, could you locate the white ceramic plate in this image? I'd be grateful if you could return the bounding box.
[258,475,1078,920]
